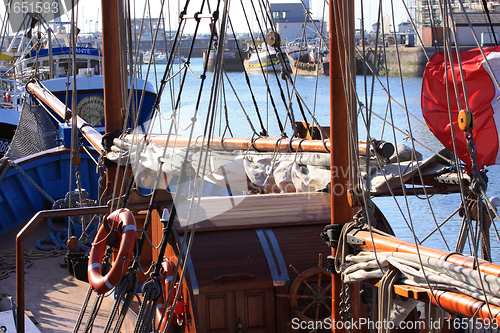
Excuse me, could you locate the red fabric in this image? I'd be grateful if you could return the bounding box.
[421,46,500,171]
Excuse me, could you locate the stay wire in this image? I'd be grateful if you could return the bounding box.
[124,1,204,330]
[358,1,439,312]
[297,0,329,51]
[389,0,449,251]
[132,0,207,276]
[256,0,297,135]
[312,0,327,121]
[158,1,231,329]
[454,0,500,93]
[126,0,137,126]
[440,0,479,236]
[425,0,441,54]
[481,189,500,244]
[238,0,286,137]
[400,0,430,61]
[137,1,221,330]
[0,2,11,56]
[115,0,144,209]
[132,0,172,131]
[228,16,267,136]
[481,0,498,45]
[123,0,188,205]
[223,71,259,136]
[360,0,372,192]
[334,1,385,276]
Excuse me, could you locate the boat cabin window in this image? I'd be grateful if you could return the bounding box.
[58,61,69,76]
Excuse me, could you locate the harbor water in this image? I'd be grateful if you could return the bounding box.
[145,57,500,262]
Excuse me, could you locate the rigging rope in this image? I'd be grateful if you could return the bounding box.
[228,17,267,136]
[238,0,286,137]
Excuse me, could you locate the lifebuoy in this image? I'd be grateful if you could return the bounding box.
[4,93,10,104]
[155,257,177,331]
[88,208,137,294]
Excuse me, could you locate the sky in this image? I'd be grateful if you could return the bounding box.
[1,0,409,34]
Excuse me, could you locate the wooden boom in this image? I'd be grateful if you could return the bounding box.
[121,134,395,156]
[26,81,104,153]
[352,230,500,276]
[352,229,500,320]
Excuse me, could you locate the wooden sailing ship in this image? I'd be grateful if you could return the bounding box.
[9,0,500,332]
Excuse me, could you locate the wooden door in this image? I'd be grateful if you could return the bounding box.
[235,288,276,332]
[196,288,276,332]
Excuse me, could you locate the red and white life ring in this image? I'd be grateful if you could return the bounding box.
[156,257,177,331]
[88,208,137,294]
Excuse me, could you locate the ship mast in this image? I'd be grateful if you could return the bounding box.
[101,0,125,198]
[329,0,356,330]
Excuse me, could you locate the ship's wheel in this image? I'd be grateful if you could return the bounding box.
[286,254,333,323]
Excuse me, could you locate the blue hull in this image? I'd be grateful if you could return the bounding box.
[0,148,99,235]
[41,75,156,134]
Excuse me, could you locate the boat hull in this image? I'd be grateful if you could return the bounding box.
[0,107,20,157]
[244,49,289,72]
[204,49,247,72]
[40,75,156,133]
[0,148,99,235]
[287,56,330,76]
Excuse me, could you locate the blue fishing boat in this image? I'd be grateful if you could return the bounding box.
[0,18,156,236]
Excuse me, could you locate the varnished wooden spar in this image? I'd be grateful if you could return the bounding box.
[352,230,500,277]
[328,0,357,331]
[430,289,500,321]
[353,230,500,320]
[26,81,104,153]
[121,134,388,156]
[382,282,500,321]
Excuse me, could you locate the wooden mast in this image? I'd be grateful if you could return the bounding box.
[330,0,355,331]
[101,0,125,197]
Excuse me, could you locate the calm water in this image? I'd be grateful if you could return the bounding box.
[144,58,500,261]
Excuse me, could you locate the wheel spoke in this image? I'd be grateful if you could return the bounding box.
[303,280,316,294]
[315,302,320,320]
[317,273,322,292]
[297,295,314,299]
[323,282,332,293]
[321,300,331,312]
[299,300,314,315]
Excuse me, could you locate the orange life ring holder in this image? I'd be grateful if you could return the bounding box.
[88,208,137,294]
[156,257,176,331]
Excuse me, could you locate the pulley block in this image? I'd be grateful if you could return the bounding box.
[266,31,281,47]
[458,109,475,132]
[347,187,364,208]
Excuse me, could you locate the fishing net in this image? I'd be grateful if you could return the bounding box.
[6,102,58,161]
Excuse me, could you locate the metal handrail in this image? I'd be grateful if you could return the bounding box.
[16,206,109,333]
[15,200,162,332]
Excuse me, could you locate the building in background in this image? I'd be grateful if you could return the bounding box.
[409,0,500,46]
[270,0,326,43]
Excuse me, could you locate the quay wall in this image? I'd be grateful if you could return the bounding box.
[357,46,438,77]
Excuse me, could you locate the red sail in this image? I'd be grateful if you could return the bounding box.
[421,46,500,171]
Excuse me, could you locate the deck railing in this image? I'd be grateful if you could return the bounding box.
[16,206,109,333]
